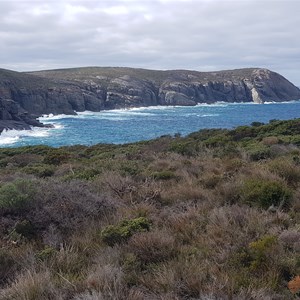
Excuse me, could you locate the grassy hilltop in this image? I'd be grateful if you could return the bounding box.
[1,119,300,298]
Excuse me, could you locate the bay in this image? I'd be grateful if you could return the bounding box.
[1,101,300,148]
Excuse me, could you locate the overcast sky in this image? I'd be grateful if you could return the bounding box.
[1,0,299,84]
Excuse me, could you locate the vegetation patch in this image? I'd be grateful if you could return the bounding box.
[0,179,36,211]
[240,178,292,209]
[101,217,151,246]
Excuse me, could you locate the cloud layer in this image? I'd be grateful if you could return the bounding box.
[1,0,299,84]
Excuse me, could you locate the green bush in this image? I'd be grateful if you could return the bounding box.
[228,235,278,286]
[251,121,265,127]
[36,246,56,261]
[240,179,292,209]
[169,141,199,156]
[119,161,141,176]
[0,179,36,211]
[246,144,271,161]
[248,235,277,271]
[22,164,55,178]
[203,134,231,147]
[73,168,100,180]
[101,217,151,246]
[151,170,177,180]
[14,220,35,239]
[43,150,71,165]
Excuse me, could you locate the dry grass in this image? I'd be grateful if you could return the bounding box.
[127,230,176,265]
[0,270,61,300]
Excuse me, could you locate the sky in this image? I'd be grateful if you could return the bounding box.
[0,0,299,84]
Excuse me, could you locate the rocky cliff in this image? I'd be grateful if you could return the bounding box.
[0,67,300,132]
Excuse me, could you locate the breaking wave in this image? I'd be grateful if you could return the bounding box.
[1,100,300,147]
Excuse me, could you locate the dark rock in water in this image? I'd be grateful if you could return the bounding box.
[0,67,300,132]
[0,97,46,133]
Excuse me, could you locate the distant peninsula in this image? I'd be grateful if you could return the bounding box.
[0,67,300,132]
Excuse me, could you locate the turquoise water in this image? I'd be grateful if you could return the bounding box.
[1,101,300,148]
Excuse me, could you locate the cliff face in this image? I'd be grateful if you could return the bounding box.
[0,67,300,132]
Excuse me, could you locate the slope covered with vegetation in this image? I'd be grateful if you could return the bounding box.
[1,119,300,299]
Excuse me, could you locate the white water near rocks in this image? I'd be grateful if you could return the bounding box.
[1,101,300,148]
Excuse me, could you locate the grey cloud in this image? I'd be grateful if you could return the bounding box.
[0,0,299,84]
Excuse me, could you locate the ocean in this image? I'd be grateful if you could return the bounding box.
[1,101,300,148]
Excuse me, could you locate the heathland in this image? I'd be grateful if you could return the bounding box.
[1,119,300,299]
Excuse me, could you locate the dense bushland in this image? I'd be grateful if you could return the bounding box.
[2,119,300,299]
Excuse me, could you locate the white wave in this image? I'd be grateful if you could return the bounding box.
[201,114,220,117]
[0,125,63,147]
[39,114,76,121]
[264,100,300,104]
[196,102,229,107]
[196,101,262,107]
[76,110,156,119]
[0,135,20,145]
[53,124,64,129]
[39,100,300,121]
[128,105,180,111]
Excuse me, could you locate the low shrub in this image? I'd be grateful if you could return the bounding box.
[31,180,115,232]
[0,249,18,284]
[0,179,36,212]
[279,230,300,251]
[101,217,151,246]
[86,264,125,298]
[22,164,55,178]
[248,235,278,271]
[0,270,58,300]
[268,158,300,186]
[246,144,271,161]
[151,170,177,180]
[69,168,100,180]
[36,246,56,261]
[169,141,199,156]
[127,230,176,265]
[14,220,35,239]
[240,179,292,209]
[200,174,222,189]
[119,161,141,176]
[43,150,71,165]
[262,136,280,146]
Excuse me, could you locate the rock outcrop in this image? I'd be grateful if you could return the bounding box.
[0,67,299,132]
[0,98,46,133]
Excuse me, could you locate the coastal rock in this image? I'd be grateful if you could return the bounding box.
[106,75,157,109]
[0,67,299,132]
[0,97,45,132]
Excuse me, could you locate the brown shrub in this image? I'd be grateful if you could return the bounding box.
[30,179,116,233]
[165,208,208,244]
[279,230,300,251]
[127,230,176,265]
[268,158,300,186]
[0,270,61,300]
[96,172,162,205]
[262,136,280,146]
[204,205,280,261]
[3,153,42,168]
[86,264,125,299]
